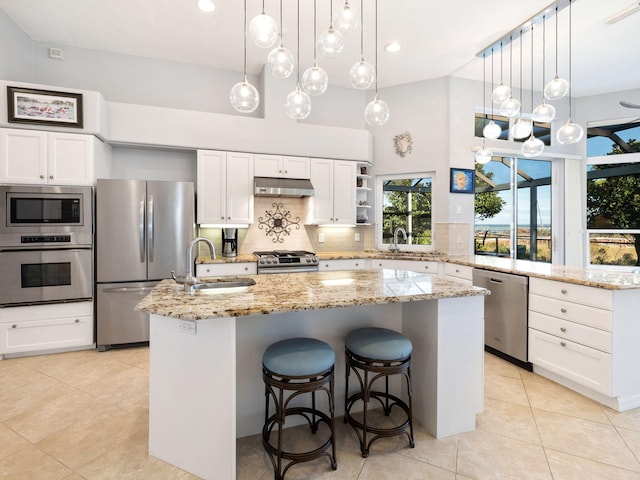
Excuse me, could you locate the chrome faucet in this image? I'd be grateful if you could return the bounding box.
[183,237,215,292]
[389,227,407,253]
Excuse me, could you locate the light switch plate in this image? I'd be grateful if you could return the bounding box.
[318,233,325,243]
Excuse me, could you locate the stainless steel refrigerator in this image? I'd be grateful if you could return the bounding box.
[95,179,194,350]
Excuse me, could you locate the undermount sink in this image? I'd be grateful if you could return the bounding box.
[188,277,256,293]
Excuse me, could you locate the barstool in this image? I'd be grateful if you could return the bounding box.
[344,327,415,457]
[262,337,337,480]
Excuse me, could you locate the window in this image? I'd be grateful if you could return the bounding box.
[474,157,552,262]
[377,175,433,250]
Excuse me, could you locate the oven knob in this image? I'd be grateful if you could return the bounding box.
[259,259,265,264]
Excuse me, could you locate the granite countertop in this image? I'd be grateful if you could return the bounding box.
[136,269,489,320]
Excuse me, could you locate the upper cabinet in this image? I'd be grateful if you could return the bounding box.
[356,162,372,225]
[0,128,108,185]
[306,158,356,225]
[254,154,310,179]
[197,150,254,225]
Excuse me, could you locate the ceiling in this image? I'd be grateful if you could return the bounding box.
[0,0,638,97]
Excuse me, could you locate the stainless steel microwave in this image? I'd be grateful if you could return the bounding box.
[0,185,93,248]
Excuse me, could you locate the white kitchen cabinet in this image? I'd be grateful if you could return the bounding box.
[372,258,439,274]
[197,150,254,225]
[254,154,310,179]
[0,302,93,358]
[318,259,368,271]
[306,159,356,225]
[0,128,108,185]
[528,277,640,410]
[444,263,474,286]
[356,162,372,225]
[196,263,257,277]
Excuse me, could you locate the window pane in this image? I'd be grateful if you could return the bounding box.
[589,233,638,266]
[382,178,432,246]
[587,122,640,157]
[587,163,640,229]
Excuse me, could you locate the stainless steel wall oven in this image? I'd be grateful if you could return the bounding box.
[0,185,93,307]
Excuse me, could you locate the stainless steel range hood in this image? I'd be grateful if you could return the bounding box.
[254,177,314,197]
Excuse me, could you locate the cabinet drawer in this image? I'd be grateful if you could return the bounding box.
[196,263,257,277]
[319,259,367,271]
[373,259,438,274]
[444,263,473,280]
[0,315,93,354]
[529,294,612,331]
[529,277,612,310]
[528,328,611,395]
[529,311,612,353]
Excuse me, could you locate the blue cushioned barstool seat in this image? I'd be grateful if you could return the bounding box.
[262,337,337,479]
[344,327,415,457]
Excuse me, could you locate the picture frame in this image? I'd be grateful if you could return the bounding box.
[7,86,84,128]
[450,168,475,194]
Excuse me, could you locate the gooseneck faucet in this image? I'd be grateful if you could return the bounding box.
[390,227,407,253]
[184,237,215,292]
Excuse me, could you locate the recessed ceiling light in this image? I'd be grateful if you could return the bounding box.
[385,42,402,54]
[197,0,216,13]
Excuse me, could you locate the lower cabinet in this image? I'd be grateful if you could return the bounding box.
[444,263,474,286]
[0,302,93,357]
[196,263,257,277]
[372,259,439,275]
[318,259,368,271]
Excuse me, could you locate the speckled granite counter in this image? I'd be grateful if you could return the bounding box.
[137,269,488,321]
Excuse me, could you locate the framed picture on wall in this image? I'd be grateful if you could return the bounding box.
[7,86,84,128]
[450,168,475,194]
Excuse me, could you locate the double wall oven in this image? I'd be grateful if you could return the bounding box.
[0,185,93,307]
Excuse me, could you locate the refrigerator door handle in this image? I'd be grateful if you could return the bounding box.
[101,286,156,294]
[148,195,155,262]
[139,195,146,263]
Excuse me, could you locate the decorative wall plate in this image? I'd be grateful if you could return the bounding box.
[394,131,413,157]
[258,203,301,243]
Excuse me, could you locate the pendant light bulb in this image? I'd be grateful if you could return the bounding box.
[285,86,311,119]
[349,59,375,89]
[475,146,493,164]
[318,27,345,58]
[334,1,360,32]
[230,78,260,113]
[483,120,502,139]
[249,12,278,48]
[544,75,569,100]
[531,101,556,122]
[267,46,295,78]
[492,84,511,104]
[512,118,532,139]
[521,135,545,157]
[556,120,584,144]
[301,63,328,96]
[364,95,389,126]
[500,96,520,117]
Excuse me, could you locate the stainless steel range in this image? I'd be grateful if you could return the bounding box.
[254,250,319,274]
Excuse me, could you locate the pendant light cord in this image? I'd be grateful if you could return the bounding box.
[554,5,559,75]
[296,0,300,84]
[313,0,318,63]
[243,0,247,78]
[278,0,284,46]
[519,29,524,116]
[261,0,265,15]
[374,0,378,95]
[542,14,546,101]
[490,48,495,119]
[482,53,487,121]
[568,0,573,119]
[508,35,513,91]
[329,0,334,28]
[530,25,534,116]
[499,42,504,85]
[359,0,364,60]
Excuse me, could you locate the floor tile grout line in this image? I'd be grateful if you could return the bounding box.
[613,424,640,469]
[543,444,640,476]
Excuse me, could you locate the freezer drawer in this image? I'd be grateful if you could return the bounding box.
[96,281,156,350]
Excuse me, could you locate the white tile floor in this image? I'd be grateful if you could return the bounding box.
[1,347,639,479]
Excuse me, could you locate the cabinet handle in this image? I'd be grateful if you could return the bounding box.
[244,267,248,271]
[455,269,460,273]
[425,265,430,270]
[355,263,359,267]
[75,318,80,323]
[49,175,54,179]
[11,324,17,328]
[221,216,224,220]
[561,289,567,294]
[560,327,567,333]
[560,308,567,313]
[560,341,567,347]
[284,170,288,174]
[206,268,211,273]
[40,174,45,179]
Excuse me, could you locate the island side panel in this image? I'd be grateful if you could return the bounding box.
[149,314,236,480]
[402,295,484,438]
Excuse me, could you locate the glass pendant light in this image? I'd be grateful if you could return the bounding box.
[286,0,311,120]
[334,0,360,32]
[492,42,511,104]
[512,31,531,140]
[532,14,556,123]
[521,134,545,157]
[483,48,502,139]
[196,0,215,13]
[230,0,259,113]
[544,5,569,100]
[267,0,295,78]
[477,52,494,164]
[557,0,583,144]
[349,0,375,89]
[475,146,493,164]
[318,1,345,58]
[249,0,278,48]
[499,37,520,118]
[364,0,389,126]
[301,0,328,95]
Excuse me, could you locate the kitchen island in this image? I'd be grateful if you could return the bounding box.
[137,269,489,480]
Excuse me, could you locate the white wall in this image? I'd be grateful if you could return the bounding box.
[0,9,32,81]
[110,146,196,183]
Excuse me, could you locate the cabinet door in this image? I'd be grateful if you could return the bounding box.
[282,156,310,179]
[197,150,226,224]
[0,128,47,184]
[47,132,93,185]
[319,259,367,271]
[307,159,334,224]
[196,263,257,277]
[226,152,254,224]
[332,160,356,225]
[254,154,282,177]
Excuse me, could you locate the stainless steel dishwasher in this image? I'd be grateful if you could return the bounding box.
[473,268,532,370]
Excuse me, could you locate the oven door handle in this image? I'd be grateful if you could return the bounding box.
[258,266,319,274]
[101,286,156,294]
[147,194,154,263]
[139,195,146,263]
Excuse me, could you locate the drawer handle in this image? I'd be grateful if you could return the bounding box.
[244,267,248,271]
[561,289,568,294]
[355,263,359,267]
[560,341,567,347]
[75,318,80,323]
[560,327,567,333]
[561,308,567,314]
[11,324,17,329]
[425,265,429,270]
